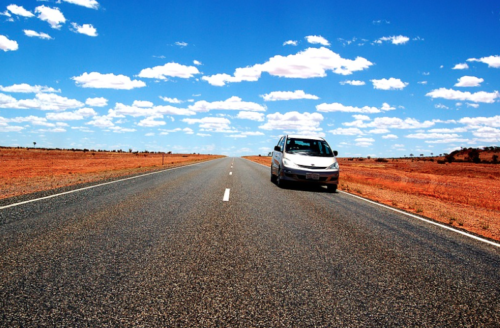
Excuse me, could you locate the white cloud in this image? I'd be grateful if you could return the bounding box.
[459,115,500,128]
[35,6,66,29]
[159,127,195,135]
[283,40,297,46]
[23,30,52,39]
[138,62,200,80]
[85,97,107,107]
[183,117,235,133]
[138,115,166,127]
[317,102,394,113]
[376,35,410,45]
[371,78,408,90]
[236,111,265,121]
[193,60,202,66]
[261,90,319,101]
[111,102,195,117]
[189,96,265,112]
[382,134,398,139]
[86,115,114,128]
[229,131,265,138]
[340,80,365,86]
[344,116,435,129]
[70,23,97,37]
[466,103,480,108]
[0,92,84,111]
[7,4,34,17]
[132,100,153,108]
[435,103,449,109]
[369,128,390,134]
[467,55,500,68]
[453,63,469,70]
[329,127,364,135]
[0,35,18,51]
[0,83,59,93]
[454,76,484,87]
[471,127,500,141]
[175,41,188,47]
[46,107,97,121]
[259,111,323,134]
[305,35,330,46]
[62,0,99,9]
[406,132,461,139]
[202,47,373,86]
[160,96,182,104]
[355,137,375,147]
[426,88,499,103]
[72,72,146,89]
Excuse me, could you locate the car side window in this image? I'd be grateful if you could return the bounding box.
[278,137,285,151]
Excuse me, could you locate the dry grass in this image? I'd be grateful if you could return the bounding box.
[244,156,500,242]
[0,148,224,200]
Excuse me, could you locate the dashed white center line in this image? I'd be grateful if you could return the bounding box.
[229,172,232,175]
[223,188,230,201]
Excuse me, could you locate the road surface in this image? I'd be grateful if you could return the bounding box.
[1,157,499,326]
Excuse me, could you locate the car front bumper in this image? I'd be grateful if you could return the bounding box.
[281,167,339,185]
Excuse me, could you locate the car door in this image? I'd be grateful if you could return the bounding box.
[272,136,285,175]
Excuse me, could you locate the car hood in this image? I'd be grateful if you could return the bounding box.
[285,153,336,167]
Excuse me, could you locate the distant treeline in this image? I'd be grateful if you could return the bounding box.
[0,146,207,155]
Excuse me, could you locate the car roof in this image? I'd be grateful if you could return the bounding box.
[286,134,325,141]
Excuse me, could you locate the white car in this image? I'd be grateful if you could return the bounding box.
[270,135,340,192]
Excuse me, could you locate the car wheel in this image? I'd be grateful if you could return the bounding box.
[277,168,287,188]
[327,184,337,193]
[270,166,277,183]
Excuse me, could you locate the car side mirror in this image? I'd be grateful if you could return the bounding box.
[274,146,281,152]
[333,150,338,156]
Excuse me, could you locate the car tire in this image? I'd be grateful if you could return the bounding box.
[270,166,277,183]
[327,185,337,193]
[276,168,287,188]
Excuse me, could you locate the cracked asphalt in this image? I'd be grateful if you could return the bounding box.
[1,157,499,327]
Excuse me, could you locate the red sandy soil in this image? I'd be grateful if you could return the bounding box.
[243,155,500,242]
[0,148,223,200]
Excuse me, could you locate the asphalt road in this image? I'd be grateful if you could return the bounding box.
[1,157,499,327]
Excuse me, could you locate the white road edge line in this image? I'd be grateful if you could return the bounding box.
[0,158,224,210]
[223,188,230,202]
[244,158,500,248]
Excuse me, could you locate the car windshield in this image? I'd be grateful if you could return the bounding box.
[285,138,333,157]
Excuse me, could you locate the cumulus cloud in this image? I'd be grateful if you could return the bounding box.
[111,102,195,117]
[132,100,153,108]
[375,35,409,45]
[62,0,99,9]
[202,47,373,86]
[175,41,188,47]
[160,96,182,104]
[138,115,166,127]
[85,97,107,107]
[454,76,484,87]
[355,137,375,147]
[46,107,97,121]
[7,4,34,17]
[229,131,265,138]
[305,35,330,46]
[371,78,408,90]
[0,83,59,93]
[329,127,364,135]
[70,23,97,37]
[317,102,394,113]
[283,40,297,46]
[459,115,500,128]
[344,116,435,129]
[261,90,319,101]
[72,72,146,89]
[35,6,66,29]
[183,117,235,133]
[159,127,194,135]
[193,60,202,66]
[382,134,398,139]
[236,111,265,121]
[453,63,469,70]
[138,62,200,80]
[340,80,365,86]
[23,30,52,39]
[188,96,265,112]
[426,88,499,103]
[406,132,461,139]
[0,92,84,111]
[467,55,500,68]
[0,35,18,51]
[259,111,323,134]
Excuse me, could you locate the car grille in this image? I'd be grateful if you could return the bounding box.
[297,164,327,170]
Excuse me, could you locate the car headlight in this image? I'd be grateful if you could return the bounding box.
[283,158,298,168]
[327,162,339,170]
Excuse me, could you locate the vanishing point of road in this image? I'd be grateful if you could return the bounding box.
[1,157,499,327]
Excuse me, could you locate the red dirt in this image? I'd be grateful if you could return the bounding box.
[0,148,224,200]
[243,156,500,242]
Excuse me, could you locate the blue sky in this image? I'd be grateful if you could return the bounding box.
[1,0,499,157]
